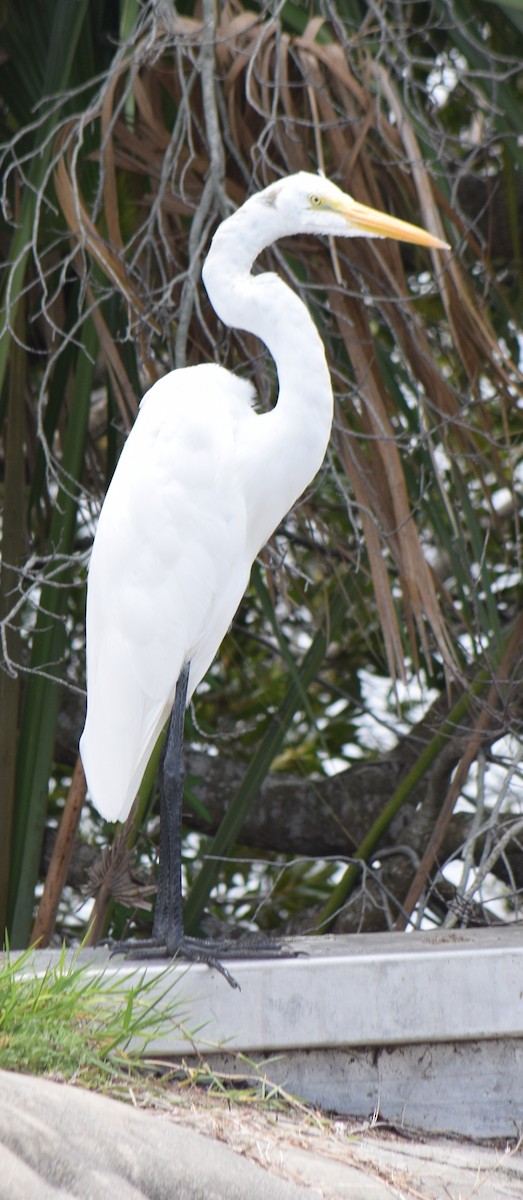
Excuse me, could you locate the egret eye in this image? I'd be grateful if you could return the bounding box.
[309,194,323,208]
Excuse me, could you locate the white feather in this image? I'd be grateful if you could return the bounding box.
[80,365,259,819]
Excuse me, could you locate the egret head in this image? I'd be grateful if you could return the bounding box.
[255,170,449,250]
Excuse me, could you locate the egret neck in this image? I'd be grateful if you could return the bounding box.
[202,202,334,537]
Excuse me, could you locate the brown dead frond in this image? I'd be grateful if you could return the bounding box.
[85,839,156,910]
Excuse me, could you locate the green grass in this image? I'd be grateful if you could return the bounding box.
[0,947,361,1132]
[0,943,190,1086]
[0,944,322,1120]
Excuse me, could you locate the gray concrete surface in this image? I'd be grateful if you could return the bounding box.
[11,929,523,1137]
[0,1069,522,1199]
[185,1039,523,1139]
[25,929,523,1053]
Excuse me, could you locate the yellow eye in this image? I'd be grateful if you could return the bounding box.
[309,194,323,208]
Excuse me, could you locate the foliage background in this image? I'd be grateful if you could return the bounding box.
[0,0,522,949]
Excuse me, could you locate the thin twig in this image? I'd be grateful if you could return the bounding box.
[395,611,523,930]
[175,0,230,368]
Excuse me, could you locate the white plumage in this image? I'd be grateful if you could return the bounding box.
[81,367,258,818]
[80,171,446,829]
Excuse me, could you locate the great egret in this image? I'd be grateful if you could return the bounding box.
[80,171,447,984]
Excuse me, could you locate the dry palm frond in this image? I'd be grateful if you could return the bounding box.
[85,839,156,910]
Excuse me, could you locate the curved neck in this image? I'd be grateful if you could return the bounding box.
[202,210,334,519]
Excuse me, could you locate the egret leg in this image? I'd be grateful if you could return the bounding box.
[152,660,190,950]
[111,662,292,988]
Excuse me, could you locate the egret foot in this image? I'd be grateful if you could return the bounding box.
[109,931,294,989]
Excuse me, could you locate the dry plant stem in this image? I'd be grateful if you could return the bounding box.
[31,754,87,946]
[394,610,523,931]
[445,810,523,930]
[175,0,227,369]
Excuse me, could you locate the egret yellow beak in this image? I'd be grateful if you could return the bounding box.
[332,195,449,250]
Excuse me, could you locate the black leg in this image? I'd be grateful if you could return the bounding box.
[110,660,295,988]
[152,660,190,949]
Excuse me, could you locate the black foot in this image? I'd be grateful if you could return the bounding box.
[108,932,295,990]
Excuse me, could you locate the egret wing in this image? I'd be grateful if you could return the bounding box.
[81,365,256,821]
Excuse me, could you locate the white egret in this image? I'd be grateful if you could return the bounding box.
[80,171,447,985]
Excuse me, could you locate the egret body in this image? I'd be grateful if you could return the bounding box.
[80,172,447,983]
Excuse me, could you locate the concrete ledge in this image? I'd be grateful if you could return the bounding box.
[203,1040,523,1138]
[14,927,523,1050]
[8,927,523,1136]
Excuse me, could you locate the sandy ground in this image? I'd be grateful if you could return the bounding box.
[1,1068,521,1199]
